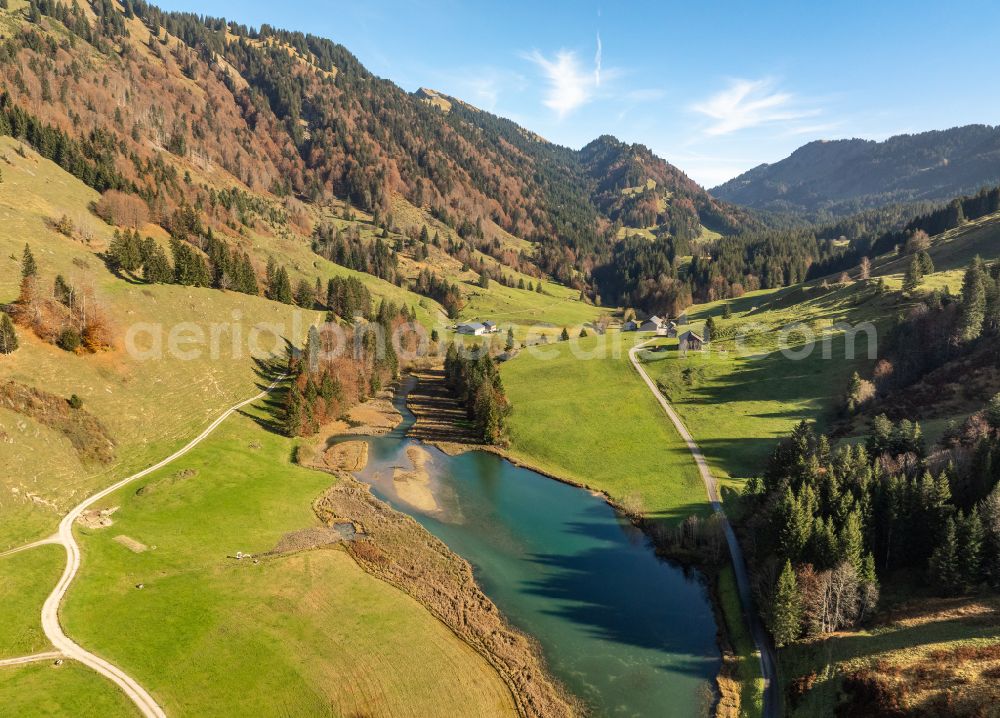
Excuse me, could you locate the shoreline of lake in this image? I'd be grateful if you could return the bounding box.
[302,373,729,716]
[404,370,744,717]
[299,381,579,718]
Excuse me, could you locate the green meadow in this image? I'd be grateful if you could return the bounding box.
[639,281,889,480]
[501,331,709,522]
[0,661,139,717]
[57,407,516,718]
[0,543,63,658]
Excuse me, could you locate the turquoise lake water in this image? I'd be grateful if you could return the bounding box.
[346,382,720,716]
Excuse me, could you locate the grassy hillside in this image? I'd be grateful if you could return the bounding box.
[0,138,320,547]
[869,210,1000,293]
[61,407,517,718]
[641,282,886,480]
[0,136,598,548]
[781,594,1000,716]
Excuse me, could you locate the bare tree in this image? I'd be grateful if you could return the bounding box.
[827,561,860,631]
[859,256,871,280]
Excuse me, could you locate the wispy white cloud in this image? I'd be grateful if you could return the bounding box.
[525,49,593,118]
[594,33,602,87]
[525,35,610,119]
[691,78,820,136]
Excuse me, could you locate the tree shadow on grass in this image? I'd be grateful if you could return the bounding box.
[781,602,1000,681]
[236,350,291,436]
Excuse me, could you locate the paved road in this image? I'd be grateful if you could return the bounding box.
[3,378,283,718]
[629,341,779,718]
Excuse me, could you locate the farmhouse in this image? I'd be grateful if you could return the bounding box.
[678,330,705,352]
[456,322,487,336]
[623,316,680,334]
[456,320,500,336]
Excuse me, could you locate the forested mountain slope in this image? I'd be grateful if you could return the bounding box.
[0,0,774,299]
[713,125,1000,216]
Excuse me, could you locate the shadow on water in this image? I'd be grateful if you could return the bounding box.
[333,377,722,717]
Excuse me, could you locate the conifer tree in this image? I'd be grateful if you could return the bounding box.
[840,509,865,574]
[0,312,18,354]
[269,266,293,304]
[928,516,960,591]
[902,255,922,294]
[917,250,935,275]
[981,483,1000,588]
[960,258,987,341]
[21,243,37,279]
[283,382,304,437]
[560,327,570,341]
[140,238,173,284]
[53,275,73,306]
[505,327,515,352]
[957,508,984,591]
[858,552,880,621]
[772,560,802,647]
[295,279,314,308]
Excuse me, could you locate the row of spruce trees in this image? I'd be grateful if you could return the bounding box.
[443,345,512,446]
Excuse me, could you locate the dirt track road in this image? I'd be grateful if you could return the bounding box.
[628,341,779,718]
[3,378,282,718]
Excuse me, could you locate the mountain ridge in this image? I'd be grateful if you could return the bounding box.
[712,124,1000,216]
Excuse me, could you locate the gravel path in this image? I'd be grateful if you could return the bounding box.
[3,377,283,717]
[628,341,779,718]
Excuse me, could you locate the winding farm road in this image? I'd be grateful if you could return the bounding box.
[629,341,780,718]
[2,377,283,718]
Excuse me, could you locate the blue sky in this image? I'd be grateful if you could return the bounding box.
[158,0,1000,187]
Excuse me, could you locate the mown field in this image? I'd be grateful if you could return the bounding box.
[0,660,140,717]
[0,543,63,659]
[57,406,517,718]
[501,331,709,523]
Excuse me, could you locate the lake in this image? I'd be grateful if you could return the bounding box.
[344,379,720,716]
